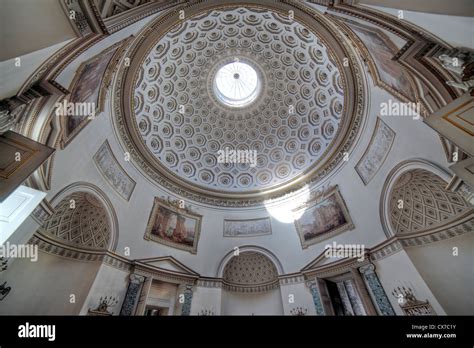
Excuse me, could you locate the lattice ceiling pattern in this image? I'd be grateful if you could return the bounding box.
[389,169,470,234]
[93,0,152,19]
[223,252,279,286]
[40,192,111,250]
[133,7,344,192]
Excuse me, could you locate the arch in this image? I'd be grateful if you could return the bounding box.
[45,182,119,251]
[216,245,284,278]
[380,159,470,238]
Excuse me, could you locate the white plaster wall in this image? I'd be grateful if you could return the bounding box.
[364,5,474,48]
[279,282,316,315]
[405,233,474,315]
[190,286,222,315]
[79,263,130,315]
[5,216,40,247]
[0,40,72,99]
[221,288,284,315]
[0,251,101,315]
[0,0,76,61]
[374,250,446,315]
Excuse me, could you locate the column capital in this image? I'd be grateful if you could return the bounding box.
[305,277,318,289]
[130,274,145,284]
[359,263,375,275]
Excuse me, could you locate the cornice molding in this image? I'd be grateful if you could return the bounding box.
[29,214,473,286]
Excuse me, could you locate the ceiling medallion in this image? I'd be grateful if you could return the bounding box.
[113,1,366,207]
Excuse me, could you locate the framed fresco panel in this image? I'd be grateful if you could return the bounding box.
[60,38,130,148]
[338,18,417,104]
[355,117,396,185]
[293,186,354,248]
[144,197,201,254]
[223,217,272,237]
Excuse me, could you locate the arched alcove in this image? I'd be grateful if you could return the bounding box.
[380,159,471,238]
[380,160,474,314]
[388,169,469,234]
[219,247,284,315]
[45,181,119,251]
[40,192,111,251]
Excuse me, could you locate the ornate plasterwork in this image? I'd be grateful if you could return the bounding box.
[389,169,470,234]
[329,15,422,107]
[223,217,272,238]
[355,117,395,185]
[132,6,344,193]
[39,192,111,250]
[29,233,132,271]
[95,0,154,19]
[93,140,136,201]
[222,251,279,292]
[112,0,366,207]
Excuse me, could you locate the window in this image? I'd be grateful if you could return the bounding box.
[213,62,260,107]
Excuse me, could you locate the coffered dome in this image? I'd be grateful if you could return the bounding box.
[115,3,364,205]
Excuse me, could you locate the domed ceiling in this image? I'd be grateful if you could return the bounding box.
[114,1,365,205]
[133,7,344,192]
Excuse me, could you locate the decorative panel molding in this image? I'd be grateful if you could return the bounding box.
[424,93,474,157]
[0,131,54,201]
[355,118,395,185]
[92,0,183,33]
[93,140,136,201]
[223,217,272,238]
[450,157,474,189]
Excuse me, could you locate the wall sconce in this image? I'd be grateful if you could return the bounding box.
[0,257,7,272]
[197,308,215,316]
[290,307,307,316]
[0,282,11,301]
[88,295,119,316]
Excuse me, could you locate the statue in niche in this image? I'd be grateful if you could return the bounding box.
[438,49,474,95]
[446,80,474,92]
[438,54,466,76]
